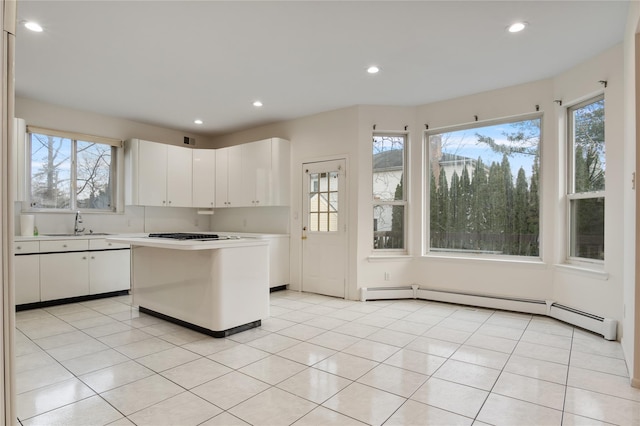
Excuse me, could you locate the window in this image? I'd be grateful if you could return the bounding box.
[28,127,120,211]
[308,171,339,232]
[568,96,605,261]
[428,116,541,256]
[373,134,406,251]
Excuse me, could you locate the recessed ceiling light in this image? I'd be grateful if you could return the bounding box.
[194,119,203,125]
[24,21,43,32]
[253,100,263,107]
[367,66,380,74]
[508,22,527,33]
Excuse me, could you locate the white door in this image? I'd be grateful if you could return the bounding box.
[302,159,347,298]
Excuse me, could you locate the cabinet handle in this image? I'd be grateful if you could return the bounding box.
[16,246,21,250]
[63,244,68,248]
[168,201,172,204]
[91,256,95,260]
[108,243,112,246]
[82,256,87,260]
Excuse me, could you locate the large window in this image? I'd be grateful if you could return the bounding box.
[428,117,541,256]
[28,128,118,211]
[373,134,406,251]
[568,96,605,261]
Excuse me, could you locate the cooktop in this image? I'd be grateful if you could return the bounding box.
[148,233,232,241]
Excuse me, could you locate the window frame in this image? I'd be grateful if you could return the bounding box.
[425,113,542,259]
[372,132,408,253]
[566,94,605,265]
[26,127,121,213]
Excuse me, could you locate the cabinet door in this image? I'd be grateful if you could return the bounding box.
[226,145,244,207]
[215,145,243,207]
[166,145,193,207]
[193,149,216,208]
[138,140,168,206]
[89,250,130,294]
[215,147,229,207]
[14,255,40,304]
[40,252,89,301]
[242,140,271,206]
[270,138,291,206]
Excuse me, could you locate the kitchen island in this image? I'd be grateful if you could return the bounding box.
[108,234,269,337]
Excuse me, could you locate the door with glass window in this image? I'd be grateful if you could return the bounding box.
[302,159,347,298]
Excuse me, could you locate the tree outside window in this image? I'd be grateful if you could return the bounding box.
[568,96,605,261]
[29,132,115,211]
[373,134,406,251]
[428,117,541,257]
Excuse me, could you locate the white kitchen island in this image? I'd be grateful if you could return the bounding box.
[108,235,269,337]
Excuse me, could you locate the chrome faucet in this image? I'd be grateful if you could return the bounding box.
[74,211,85,235]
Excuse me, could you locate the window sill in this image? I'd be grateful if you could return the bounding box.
[554,263,609,280]
[367,254,413,262]
[419,253,547,269]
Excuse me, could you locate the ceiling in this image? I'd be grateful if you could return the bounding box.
[15,1,630,137]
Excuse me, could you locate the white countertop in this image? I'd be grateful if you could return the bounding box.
[108,235,269,251]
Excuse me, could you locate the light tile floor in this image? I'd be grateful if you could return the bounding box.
[14,290,640,425]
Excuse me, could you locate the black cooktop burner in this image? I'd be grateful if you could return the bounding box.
[148,233,229,241]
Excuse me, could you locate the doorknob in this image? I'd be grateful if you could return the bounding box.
[302,226,307,240]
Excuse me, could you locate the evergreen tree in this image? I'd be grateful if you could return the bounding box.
[390,176,404,249]
[501,155,514,253]
[459,165,472,248]
[436,171,450,248]
[449,171,461,248]
[514,167,529,255]
[527,153,540,256]
[470,157,488,250]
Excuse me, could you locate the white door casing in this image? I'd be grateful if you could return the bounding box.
[301,159,347,298]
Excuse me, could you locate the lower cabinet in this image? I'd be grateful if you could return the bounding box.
[89,250,130,295]
[40,252,90,301]
[14,238,130,305]
[14,254,40,305]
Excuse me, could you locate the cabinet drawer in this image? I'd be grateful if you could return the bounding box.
[40,239,89,253]
[89,239,129,250]
[14,241,40,254]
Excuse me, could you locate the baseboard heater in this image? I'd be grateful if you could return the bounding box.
[360,286,617,340]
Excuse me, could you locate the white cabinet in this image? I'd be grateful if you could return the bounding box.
[215,145,243,208]
[89,250,130,295]
[15,238,130,305]
[40,251,90,301]
[14,241,40,304]
[193,149,216,208]
[241,140,271,206]
[268,138,291,206]
[216,138,290,208]
[167,145,193,207]
[126,139,193,207]
[242,138,290,207]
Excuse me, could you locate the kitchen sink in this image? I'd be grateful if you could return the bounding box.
[43,232,112,237]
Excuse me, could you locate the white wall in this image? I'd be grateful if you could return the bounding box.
[13,97,215,236]
[15,97,214,148]
[551,45,625,327]
[622,0,640,385]
[213,45,628,344]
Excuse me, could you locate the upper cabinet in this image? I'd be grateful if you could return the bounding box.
[215,145,243,208]
[126,137,289,208]
[193,149,216,208]
[125,139,193,207]
[216,138,290,208]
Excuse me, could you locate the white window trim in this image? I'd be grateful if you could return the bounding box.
[565,94,605,263]
[26,128,122,213]
[372,132,409,254]
[425,113,543,259]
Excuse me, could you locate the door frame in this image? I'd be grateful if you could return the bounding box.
[299,156,349,299]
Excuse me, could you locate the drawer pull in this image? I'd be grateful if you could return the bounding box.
[16,246,21,250]
[63,244,68,248]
